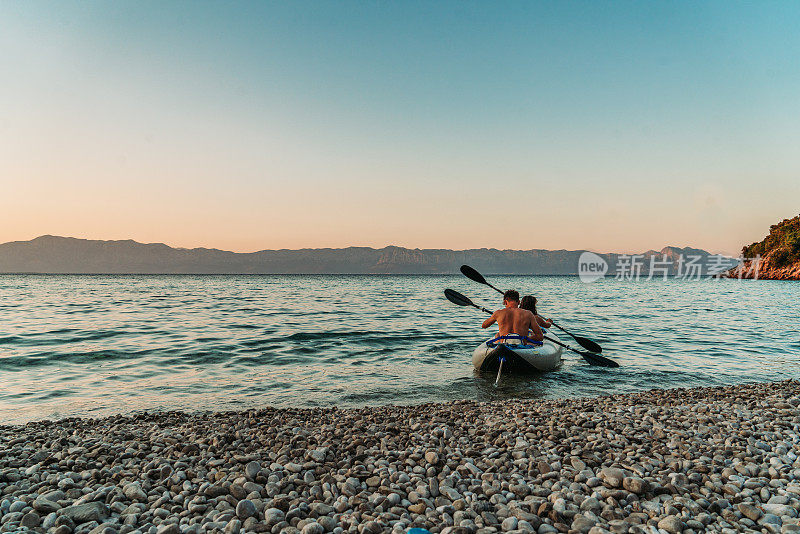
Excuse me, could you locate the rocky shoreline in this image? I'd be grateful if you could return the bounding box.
[725,255,800,281]
[2,381,800,534]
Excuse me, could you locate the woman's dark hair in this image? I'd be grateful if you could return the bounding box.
[520,295,537,315]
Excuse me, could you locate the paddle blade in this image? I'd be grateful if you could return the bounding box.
[444,288,474,307]
[460,265,488,285]
[574,336,603,354]
[580,351,619,368]
[551,321,603,354]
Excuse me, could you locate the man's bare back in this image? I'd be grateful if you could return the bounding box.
[481,290,543,342]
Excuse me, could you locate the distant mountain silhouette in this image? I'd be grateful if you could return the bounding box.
[0,235,735,275]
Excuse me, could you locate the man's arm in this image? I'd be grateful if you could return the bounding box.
[481,311,498,329]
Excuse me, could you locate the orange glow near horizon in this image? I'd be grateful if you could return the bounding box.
[2,3,799,257]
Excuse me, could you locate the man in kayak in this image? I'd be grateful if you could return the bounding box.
[481,290,544,342]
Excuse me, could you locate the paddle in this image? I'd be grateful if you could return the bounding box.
[459,264,604,354]
[549,321,602,354]
[459,265,504,294]
[444,289,619,368]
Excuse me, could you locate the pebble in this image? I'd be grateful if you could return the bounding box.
[20,511,41,528]
[572,513,596,532]
[739,502,762,521]
[60,502,110,523]
[301,522,324,534]
[33,497,61,513]
[123,482,148,502]
[235,499,256,519]
[599,467,625,488]
[0,380,799,534]
[244,461,261,479]
[9,501,26,513]
[156,524,180,534]
[264,507,284,526]
[502,516,518,530]
[658,515,683,533]
[622,476,648,494]
[224,518,241,534]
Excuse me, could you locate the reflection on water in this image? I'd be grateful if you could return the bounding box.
[0,274,798,424]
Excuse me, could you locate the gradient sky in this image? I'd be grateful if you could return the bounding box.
[2,1,798,255]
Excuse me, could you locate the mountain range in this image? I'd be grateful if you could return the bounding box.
[0,235,737,275]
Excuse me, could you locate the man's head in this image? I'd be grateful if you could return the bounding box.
[503,289,520,308]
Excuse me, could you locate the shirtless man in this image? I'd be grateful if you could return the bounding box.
[481,290,544,342]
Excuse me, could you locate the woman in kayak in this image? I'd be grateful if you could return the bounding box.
[520,295,554,330]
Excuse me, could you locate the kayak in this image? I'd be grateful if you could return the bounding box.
[472,331,564,373]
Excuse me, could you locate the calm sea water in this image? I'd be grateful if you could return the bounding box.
[1,274,798,424]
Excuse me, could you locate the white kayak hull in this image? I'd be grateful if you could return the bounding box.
[472,332,564,373]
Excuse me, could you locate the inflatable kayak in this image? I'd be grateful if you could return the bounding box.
[472,331,564,373]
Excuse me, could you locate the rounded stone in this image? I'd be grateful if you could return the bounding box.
[245,461,261,480]
[21,511,41,528]
[264,507,285,526]
[599,467,625,488]
[235,499,256,519]
[622,476,648,494]
[501,516,518,530]
[738,503,762,521]
[224,518,241,534]
[33,497,61,514]
[572,513,596,533]
[156,524,180,534]
[301,522,324,534]
[123,483,148,502]
[408,502,427,514]
[657,515,683,534]
[9,501,26,513]
[360,521,382,534]
[317,516,337,531]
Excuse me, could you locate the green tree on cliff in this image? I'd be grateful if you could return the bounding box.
[743,214,800,267]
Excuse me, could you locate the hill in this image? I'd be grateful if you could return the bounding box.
[0,235,734,275]
[727,214,800,280]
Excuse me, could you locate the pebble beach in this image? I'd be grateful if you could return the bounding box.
[2,381,800,534]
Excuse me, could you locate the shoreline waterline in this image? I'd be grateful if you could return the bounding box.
[2,378,794,428]
[2,380,799,534]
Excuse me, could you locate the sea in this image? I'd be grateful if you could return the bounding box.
[1,274,798,424]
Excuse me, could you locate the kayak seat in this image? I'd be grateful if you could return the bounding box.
[486,334,543,348]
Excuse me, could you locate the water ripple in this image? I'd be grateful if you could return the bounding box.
[0,274,798,424]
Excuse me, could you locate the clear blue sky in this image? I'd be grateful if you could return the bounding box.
[2,1,798,254]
